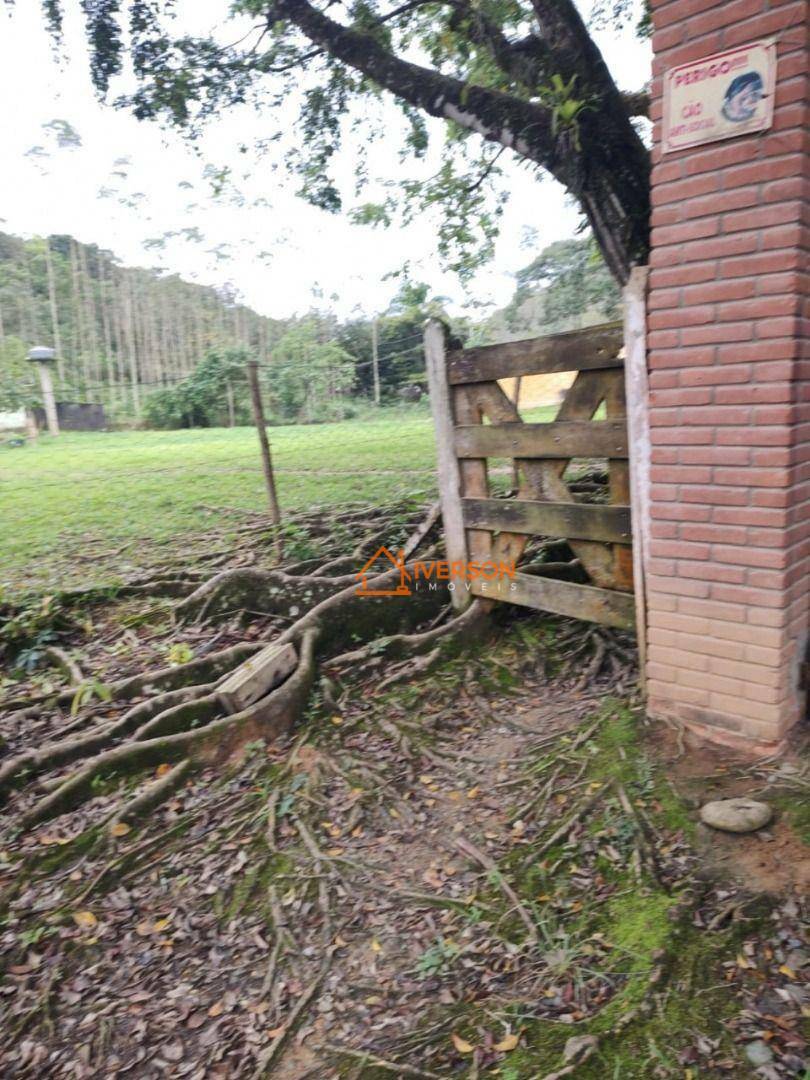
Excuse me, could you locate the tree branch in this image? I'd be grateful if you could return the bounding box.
[267,0,558,164]
[265,0,650,281]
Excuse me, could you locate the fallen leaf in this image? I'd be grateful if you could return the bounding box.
[73,910,97,929]
[208,1001,223,1017]
[155,763,172,778]
[110,822,131,837]
[494,1032,519,1052]
[451,1033,475,1054]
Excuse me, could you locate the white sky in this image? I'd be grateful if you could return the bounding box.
[0,1,650,321]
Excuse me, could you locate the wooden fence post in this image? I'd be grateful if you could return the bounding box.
[247,361,283,558]
[622,267,650,686]
[424,319,471,612]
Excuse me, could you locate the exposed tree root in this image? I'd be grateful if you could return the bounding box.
[2,641,263,720]
[44,646,84,687]
[18,629,319,829]
[109,758,193,830]
[5,502,490,835]
[175,567,354,623]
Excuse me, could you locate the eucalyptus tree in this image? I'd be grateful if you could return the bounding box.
[28,0,650,284]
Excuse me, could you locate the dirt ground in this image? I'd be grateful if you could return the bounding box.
[1,499,808,1078]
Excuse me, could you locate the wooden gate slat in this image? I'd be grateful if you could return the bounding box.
[462,497,631,544]
[447,322,623,385]
[453,385,493,562]
[470,573,635,630]
[534,368,626,590]
[425,318,635,632]
[455,420,628,460]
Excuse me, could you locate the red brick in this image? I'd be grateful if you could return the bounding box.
[679,446,750,465]
[652,503,712,522]
[681,280,755,304]
[721,250,802,278]
[650,387,713,407]
[714,467,791,487]
[723,203,802,233]
[653,219,719,246]
[717,340,796,363]
[680,323,754,346]
[649,306,715,330]
[652,174,719,207]
[683,140,758,178]
[651,347,718,369]
[717,295,798,321]
[681,485,748,506]
[711,547,788,570]
[651,426,715,445]
[650,465,713,484]
[679,366,750,386]
[680,523,747,544]
[681,405,752,426]
[714,384,792,405]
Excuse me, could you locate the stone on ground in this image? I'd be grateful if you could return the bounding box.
[699,798,772,834]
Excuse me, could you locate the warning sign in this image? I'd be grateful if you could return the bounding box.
[662,40,777,154]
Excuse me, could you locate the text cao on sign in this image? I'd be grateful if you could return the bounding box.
[662,40,776,154]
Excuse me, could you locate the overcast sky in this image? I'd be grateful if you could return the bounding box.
[0,2,650,321]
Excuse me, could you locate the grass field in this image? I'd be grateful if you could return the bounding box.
[1,407,439,591]
[2,403,558,592]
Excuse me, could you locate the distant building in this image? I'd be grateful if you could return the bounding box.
[32,402,107,432]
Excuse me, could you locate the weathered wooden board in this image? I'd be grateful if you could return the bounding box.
[453,384,492,562]
[454,420,628,460]
[218,642,298,712]
[470,572,635,630]
[447,322,623,385]
[462,497,631,544]
[534,367,626,589]
[425,320,471,611]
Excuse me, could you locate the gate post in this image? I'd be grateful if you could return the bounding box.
[424,319,472,612]
[646,0,810,752]
[623,267,651,686]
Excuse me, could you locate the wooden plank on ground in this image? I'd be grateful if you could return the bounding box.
[470,573,635,630]
[454,420,628,460]
[462,497,631,544]
[218,642,298,712]
[448,322,623,385]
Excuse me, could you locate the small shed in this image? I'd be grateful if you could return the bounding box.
[33,402,107,432]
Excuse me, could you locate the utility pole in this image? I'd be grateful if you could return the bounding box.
[27,347,60,436]
[371,317,381,406]
[246,360,283,558]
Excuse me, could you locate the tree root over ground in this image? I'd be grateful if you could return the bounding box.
[0,502,488,833]
[3,625,797,1080]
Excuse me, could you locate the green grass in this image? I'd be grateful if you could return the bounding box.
[1,404,559,592]
[0,408,435,590]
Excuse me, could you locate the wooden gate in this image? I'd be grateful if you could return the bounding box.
[425,320,634,630]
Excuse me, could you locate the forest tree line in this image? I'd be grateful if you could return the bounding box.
[0,230,616,428]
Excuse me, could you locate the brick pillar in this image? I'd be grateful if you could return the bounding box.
[646,0,810,752]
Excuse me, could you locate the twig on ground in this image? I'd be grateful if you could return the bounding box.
[317,1044,446,1079]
